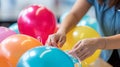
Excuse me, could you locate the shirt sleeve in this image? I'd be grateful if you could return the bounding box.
[87,0,94,5]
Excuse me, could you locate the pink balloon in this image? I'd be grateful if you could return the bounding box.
[18,5,57,44]
[0,27,16,42]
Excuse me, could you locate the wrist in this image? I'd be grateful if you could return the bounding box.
[96,37,107,49]
[57,28,67,34]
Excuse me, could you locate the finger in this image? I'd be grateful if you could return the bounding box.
[68,50,74,55]
[68,48,81,59]
[70,41,83,53]
[76,47,88,58]
[51,40,57,47]
[46,35,57,47]
[72,43,85,56]
[72,41,81,49]
[68,42,83,57]
[58,36,66,47]
[78,51,90,61]
[75,40,88,54]
[50,35,58,47]
[68,50,78,58]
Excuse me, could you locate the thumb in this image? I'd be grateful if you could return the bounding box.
[68,50,73,54]
[72,41,81,49]
[68,50,77,57]
[68,41,82,57]
[69,41,81,54]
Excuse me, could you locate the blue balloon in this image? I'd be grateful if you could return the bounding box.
[9,23,19,33]
[17,46,74,67]
[65,51,82,67]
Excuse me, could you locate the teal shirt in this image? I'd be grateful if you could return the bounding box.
[87,0,120,61]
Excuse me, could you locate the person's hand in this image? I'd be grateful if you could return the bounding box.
[68,38,104,61]
[46,32,66,47]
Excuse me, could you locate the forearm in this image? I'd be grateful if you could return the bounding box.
[58,13,80,34]
[57,0,91,34]
[98,34,120,49]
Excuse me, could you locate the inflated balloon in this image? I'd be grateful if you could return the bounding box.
[9,23,19,33]
[0,55,12,67]
[17,46,74,67]
[0,27,16,42]
[1,34,42,67]
[81,61,89,67]
[66,51,88,67]
[18,5,57,44]
[61,26,101,64]
[67,53,82,67]
[0,45,12,67]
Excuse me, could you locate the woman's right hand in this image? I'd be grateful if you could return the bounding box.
[46,32,66,47]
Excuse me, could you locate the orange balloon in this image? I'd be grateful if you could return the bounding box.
[0,34,42,67]
[0,55,12,67]
[0,45,12,67]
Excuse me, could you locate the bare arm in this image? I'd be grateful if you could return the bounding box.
[57,0,92,34]
[68,34,120,61]
[46,0,92,47]
[98,34,120,49]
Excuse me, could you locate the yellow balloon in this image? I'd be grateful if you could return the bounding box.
[81,61,88,67]
[61,26,101,64]
[74,63,81,67]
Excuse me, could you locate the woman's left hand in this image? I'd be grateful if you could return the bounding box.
[68,38,103,61]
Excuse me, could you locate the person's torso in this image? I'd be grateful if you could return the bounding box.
[87,0,120,61]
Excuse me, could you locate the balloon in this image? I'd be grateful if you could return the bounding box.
[61,26,101,64]
[0,27,16,43]
[9,23,19,33]
[1,34,42,67]
[81,62,89,67]
[0,55,12,67]
[68,53,82,67]
[18,4,57,44]
[17,46,74,67]
[0,45,12,67]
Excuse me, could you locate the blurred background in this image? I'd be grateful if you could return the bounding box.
[0,0,95,27]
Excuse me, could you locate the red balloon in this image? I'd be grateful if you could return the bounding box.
[18,5,57,44]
